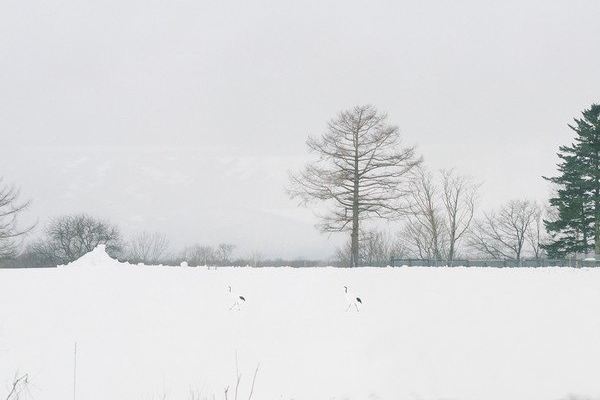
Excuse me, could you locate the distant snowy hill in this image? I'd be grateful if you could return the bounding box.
[0,146,341,259]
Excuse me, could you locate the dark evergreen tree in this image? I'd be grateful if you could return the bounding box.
[544,104,600,257]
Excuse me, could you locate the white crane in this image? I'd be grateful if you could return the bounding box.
[227,285,246,311]
[344,285,362,312]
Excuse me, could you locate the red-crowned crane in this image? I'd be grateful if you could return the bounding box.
[344,286,362,312]
[227,285,246,311]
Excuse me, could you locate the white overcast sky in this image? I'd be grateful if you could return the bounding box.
[1,0,599,259]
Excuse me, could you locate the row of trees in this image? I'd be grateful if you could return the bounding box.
[0,201,547,268]
[0,211,319,268]
[291,104,559,267]
[336,198,545,266]
[2,104,598,267]
[0,187,571,269]
[0,211,241,267]
[402,172,545,262]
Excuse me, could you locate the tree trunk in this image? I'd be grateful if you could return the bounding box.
[350,164,359,267]
[350,218,359,268]
[595,152,600,255]
[350,125,360,268]
[447,236,455,267]
[582,213,588,257]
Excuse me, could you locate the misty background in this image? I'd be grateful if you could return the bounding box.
[1,0,599,259]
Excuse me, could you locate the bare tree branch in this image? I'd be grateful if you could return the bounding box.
[0,179,34,261]
[400,168,479,263]
[468,200,541,261]
[525,205,548,259]
[127,231,170,264]
[401,167,447,260]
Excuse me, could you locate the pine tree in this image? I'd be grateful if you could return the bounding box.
[544,104,600,257]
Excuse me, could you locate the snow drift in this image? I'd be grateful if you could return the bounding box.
[0,245,599,400]
[58,244,120,268]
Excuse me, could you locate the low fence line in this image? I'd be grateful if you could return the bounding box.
[4,260,600,269]
[0,264,58,269]
[389,258,600,268]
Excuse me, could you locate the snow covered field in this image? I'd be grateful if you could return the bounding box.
[1,246,599,400]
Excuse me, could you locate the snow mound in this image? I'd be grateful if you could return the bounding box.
[59,244,121,268]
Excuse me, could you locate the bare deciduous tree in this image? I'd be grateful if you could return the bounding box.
[336,229,404,267]
[401,168,478,263]
[402,167,447,260]
[127,231,170,264]
[0,179,33,261]
[216,243,235,266]
[31,214,122,264]
[249,251,263,268]
[441,169,478,264]
[180,244,215,266]
[468,200,541,261]
[525,205,548,259]
[289,105,421,267]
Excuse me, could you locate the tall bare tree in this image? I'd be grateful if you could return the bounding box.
[441,169,478,264]
[289,105,421,267]
[468,200,540,261]
[402,167,447,260]
[127,231,170,264]
[0,179,33,260]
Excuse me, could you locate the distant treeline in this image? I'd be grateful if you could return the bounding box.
[2,104,600,267]
[0,213,328,268]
